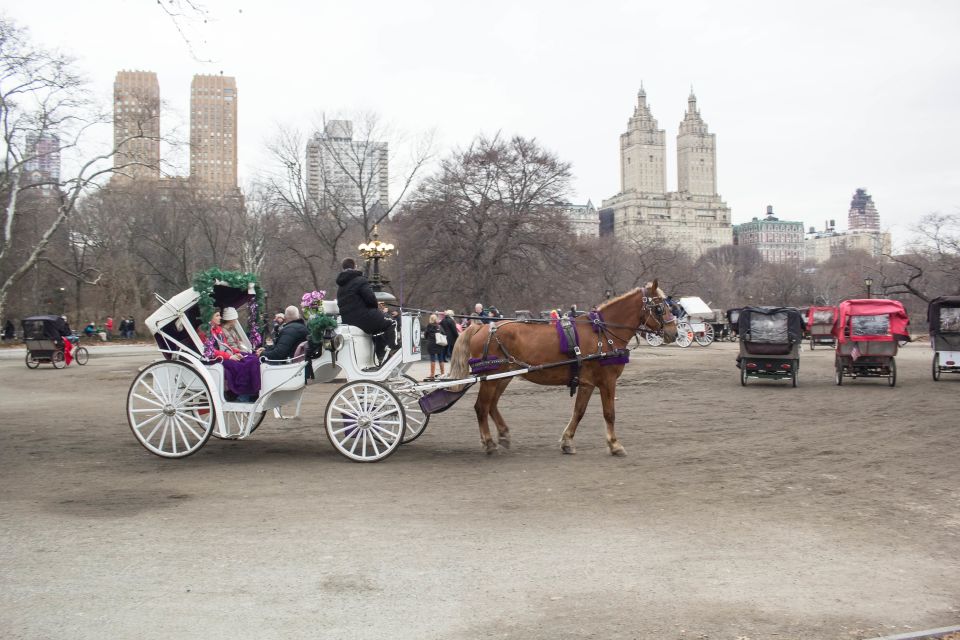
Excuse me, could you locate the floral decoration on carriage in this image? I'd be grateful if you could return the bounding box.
[300,289,337,347]
[191,267,266,357]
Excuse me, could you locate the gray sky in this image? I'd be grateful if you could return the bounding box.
[7,0,960,247]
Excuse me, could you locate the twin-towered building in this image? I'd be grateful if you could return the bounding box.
[112,70,238,193]
[601,88,732,254]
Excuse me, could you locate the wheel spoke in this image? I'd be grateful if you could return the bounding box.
[133,390,165,408]
[174,414,204,442]
[371,424,398,443]
[134,412,164,433]
[157,417,170,451]
[368,430,381,456]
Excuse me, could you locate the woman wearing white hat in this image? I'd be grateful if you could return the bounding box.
[220,307,252,354]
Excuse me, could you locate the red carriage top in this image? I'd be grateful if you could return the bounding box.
[807,306,837,327]
[832,299,909,344]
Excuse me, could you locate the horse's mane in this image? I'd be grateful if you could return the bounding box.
[598,284,664,311]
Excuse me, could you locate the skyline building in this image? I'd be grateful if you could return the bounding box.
[561,201,599,237]
[733,206,805,263]
[23,132,61,188]
[848,188,880,232]
[113,70,160,180]
[805,188,890,262]
[189,74,238,193]
[601,88,732,255]
[305,120,389,215]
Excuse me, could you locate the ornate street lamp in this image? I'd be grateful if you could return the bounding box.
[863,276,873,299]
[358,225,395,293]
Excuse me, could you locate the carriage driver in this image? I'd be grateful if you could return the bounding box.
[336,257,398,368]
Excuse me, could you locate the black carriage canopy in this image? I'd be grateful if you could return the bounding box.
[737,307,804,344]
[22,315,70,341]
[928,296,960,334]
[726,308,742,325]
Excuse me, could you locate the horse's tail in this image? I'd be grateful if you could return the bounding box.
[449,324,482,384]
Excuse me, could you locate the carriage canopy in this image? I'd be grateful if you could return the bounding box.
[808,306,837,326]
[726,308,743,325]
[22,315,69,341]
[737,307,804,344]
[677,296,713,318]
[833,299,909,344]
[927,296,960,335]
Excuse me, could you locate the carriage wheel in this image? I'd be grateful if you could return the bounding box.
[51,350,66,369]
[932,353,940,381]
[791,360,798,388]
[740,365,748,386]
[388,374,430,444]
[25,352,40,369]
[127,361,213,458]
[674,322,693,348]
[645,332,664,347]
[695,324,714,346]
[74,347,89,366]
[325,381,405,462]
[213,410,267,439]
[888,359,897,387]
[834,359,844,386]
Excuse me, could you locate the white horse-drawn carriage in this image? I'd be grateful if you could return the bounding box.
[126,277,429,462]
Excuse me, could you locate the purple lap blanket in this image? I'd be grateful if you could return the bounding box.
[222,354,261,396]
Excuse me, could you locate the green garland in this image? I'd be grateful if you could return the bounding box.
[191,267,266,334]
[307,314,338,344]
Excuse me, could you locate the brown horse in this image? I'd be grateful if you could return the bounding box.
[448,282,677,455]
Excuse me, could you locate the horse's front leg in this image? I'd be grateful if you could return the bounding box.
[489,378,513,449]
[474,380,500,454]
[598,376,626,456]
[560,383,594,454]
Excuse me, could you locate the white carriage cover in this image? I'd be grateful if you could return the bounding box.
[678,296,713,318]
[145,288,201,334]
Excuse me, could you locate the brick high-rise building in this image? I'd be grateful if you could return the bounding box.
[113,71,160,179]
[305,120,388,216]
[848,188,879,232]
[24,132,61,188]
[190,74,238,192]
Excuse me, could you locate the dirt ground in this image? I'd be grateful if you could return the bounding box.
[1,341,958,640]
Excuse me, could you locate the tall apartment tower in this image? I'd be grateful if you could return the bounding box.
[677,92,717,196]
[305,120,389,215]
[24,132,61,187]
[602,87,731,255]
[619,87,666,194]
[848,188,879,232]
[190,74,238,192]
[113,71,160,179]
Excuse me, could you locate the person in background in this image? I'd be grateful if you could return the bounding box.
[2,319,14,341]
[272,313,285,344]
[440,309,459,361]
[104,316,114,339]
[423,313,445,380]
[473,303,490,325]
[127,315,136,339]
[84,322,96,337]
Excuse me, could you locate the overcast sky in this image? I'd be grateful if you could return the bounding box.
[7,0,960,247]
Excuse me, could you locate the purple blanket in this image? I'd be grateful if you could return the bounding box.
[222,354,261,396]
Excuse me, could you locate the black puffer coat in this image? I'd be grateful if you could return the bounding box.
[261,318,308,360]
[335,269,392,334]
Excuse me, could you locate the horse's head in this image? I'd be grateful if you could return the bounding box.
[641,279,678,344]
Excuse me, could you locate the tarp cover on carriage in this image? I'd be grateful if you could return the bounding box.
[927,296,960,351]
[833,299,909,344]
[22,315,69,342]
[737,307,804,345]
[807,306,837,328]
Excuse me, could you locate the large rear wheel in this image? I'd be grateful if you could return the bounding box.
[888,358,897,387]
[127,361,214,458]
[740,364,748,386]
[645,332,664,347]
[835,359,844,386]
[325,381,405,462]
[932,352,940,381]
[675,322,693,348]
[695,323,714,346]
[791,360,798,387]
[74,346,89,365]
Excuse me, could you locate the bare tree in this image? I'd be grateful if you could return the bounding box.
[878,212,960,302]
[0,18,162,321]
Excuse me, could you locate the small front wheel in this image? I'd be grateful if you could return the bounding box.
[675,322,693,348]
[25,352,40,369]
[325,381,405,462]
[791,360,799,388]
[835,359,844,386]
[888,358,897,387]
[645,332,664,347]
[74,347,89,366]
[695,323,714,346]
[740,364,748,386]
[52,350,66,369]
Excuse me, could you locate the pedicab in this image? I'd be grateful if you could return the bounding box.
[833,299,909,387]
[22,315,89,369]
[126,271,428,462]
[928,295,960,381]
[807,306,837,350]
[736,306,803,387]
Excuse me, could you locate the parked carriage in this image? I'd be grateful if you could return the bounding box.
[807,306,838,349]
[647,296,714,347]
[127,278,429,462]
[726,308,743,342]
[833,299,909,387]
[928,295,960,381]
[22,315,89,369]
[736,306,803,387]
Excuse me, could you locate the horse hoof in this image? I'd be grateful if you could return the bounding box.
[610,444,627,457]
[483,441,499,455]
[561,444,576,455]
[498,438,511,450]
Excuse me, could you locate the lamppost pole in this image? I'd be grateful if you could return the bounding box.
[864,276,873,299]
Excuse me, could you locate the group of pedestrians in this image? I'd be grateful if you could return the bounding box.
[421,303,502,380]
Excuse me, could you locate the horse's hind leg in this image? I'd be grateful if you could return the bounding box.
[474,380,500,454]
[560,383,594,455]
[598,375,626,456]
[489,378,513,448]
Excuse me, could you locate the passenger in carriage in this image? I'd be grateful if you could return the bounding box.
[220,307,253,354]
[335,257,398,367]
[257,306,307,361]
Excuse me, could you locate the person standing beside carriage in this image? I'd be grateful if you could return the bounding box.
[423,313,446,380]
[335,257,398,367]
[439,309,459,361]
